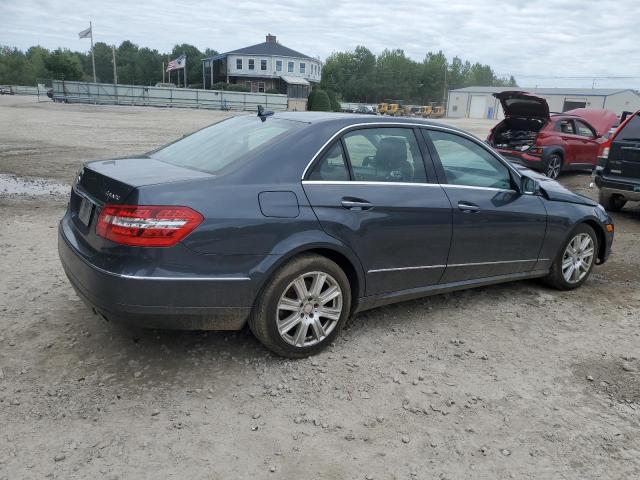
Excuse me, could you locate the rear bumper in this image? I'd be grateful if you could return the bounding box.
[595,175,640,201]
[58,225,254,330]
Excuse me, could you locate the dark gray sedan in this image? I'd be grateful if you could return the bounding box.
[59,112,614,357]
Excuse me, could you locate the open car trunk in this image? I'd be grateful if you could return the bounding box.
[491,117,547,150]
[489,91,551,151]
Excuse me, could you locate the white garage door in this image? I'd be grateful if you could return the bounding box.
[469,95,486,119]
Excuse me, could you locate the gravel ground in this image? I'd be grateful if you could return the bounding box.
[1,96,639,479]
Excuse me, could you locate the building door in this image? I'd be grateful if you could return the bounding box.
[562,98,587,111]
[469,95,486,119]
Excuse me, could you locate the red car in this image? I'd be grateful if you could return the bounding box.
[487,91,618,179]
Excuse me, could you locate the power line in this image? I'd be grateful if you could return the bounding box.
[496,74,640,80]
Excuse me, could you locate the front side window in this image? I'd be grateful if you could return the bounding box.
[276,60,282,72]
[248,59,255,70]
[236,58,242,70]
[299,62,306,74]
[150,116,300,175]
[575,120,595,137]
[261,59,267,71]
[308,143,350,181]
[342,128,427,183]
[288,61,294,73]
[426,130,512,190]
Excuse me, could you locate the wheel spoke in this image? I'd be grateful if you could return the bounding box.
[318,307,341,321]
[310,318,326,340]
[278,296,301,311]
[572,264,581,282]
[293,322,309,347]
[563,263,575,281]
[562,257,573,269]
[580,248,594,260]
[580,235,591,251]
[278,313,302,334]
[292,277,309,300]
[309,273,327,297]
[319,286,341,306]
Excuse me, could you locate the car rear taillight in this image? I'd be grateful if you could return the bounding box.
[96,205,203,247]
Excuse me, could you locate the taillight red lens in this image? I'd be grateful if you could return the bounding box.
[96,205,203,247]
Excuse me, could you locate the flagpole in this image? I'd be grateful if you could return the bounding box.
[111,45,118,84]
[183,52,187,88]
[90,21,96,82]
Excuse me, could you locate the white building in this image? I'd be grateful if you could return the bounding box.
[447,86,640,119]
[202,34,321,102]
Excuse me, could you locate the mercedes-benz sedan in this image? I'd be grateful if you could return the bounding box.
[59,112,614,358]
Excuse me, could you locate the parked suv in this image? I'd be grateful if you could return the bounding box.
[487,91,617,179]
[594,110,640,211]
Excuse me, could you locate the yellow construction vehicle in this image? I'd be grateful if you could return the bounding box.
[431,105,445,118]
[419,105,433,118]
[377,102,388,115]
[386,103,403,116]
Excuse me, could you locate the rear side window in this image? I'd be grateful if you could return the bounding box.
[427,130,512,190]
[617,114,640,141]
[150,116,299,175]
[555,119,575,134]
[308,143,350,181]
[342,128,427,183]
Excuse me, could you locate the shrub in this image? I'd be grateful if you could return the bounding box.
[210,82,250,92]
[308,88,331,111]
[326,90,341,112]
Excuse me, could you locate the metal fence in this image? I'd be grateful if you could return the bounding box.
[50,80,289,111]
[0,85,40,95]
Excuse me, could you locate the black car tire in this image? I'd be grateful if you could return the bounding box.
[249,254,352,358]
[543,223,598,291]
[545,154,563,179]
[598,191,626,212]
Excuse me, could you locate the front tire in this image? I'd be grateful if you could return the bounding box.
[598,191,626,212]
[545,154,562,179]
[544,224,598,290]
[249,254,351,358]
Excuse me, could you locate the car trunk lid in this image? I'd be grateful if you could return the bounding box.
[494,91,550,120]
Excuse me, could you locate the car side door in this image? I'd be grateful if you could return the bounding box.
[574,119,601,167]
[302,126,452,296]
[422,128,548,283]
[555,118,581,167]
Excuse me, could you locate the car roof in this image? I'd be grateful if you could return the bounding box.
[272,111,471,134]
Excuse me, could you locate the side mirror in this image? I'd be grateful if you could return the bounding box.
[521,175,540,195]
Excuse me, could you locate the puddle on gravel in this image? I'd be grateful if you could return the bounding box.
[0,174,70,197]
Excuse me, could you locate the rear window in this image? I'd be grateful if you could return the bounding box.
[616,113,640,141]
[150,116,300,174]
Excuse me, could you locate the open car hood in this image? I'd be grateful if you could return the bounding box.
[494,91,550,119]
[510,163,598,207]
[564,108,618,137]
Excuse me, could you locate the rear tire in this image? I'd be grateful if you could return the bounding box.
[545,154,562,179]
[598,191,626,212]
[249,254,351,358]
[543,224,598,290]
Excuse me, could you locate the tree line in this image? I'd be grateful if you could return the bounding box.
[1,42,515,104]
[0,43,216,88]
[320,46,516,104]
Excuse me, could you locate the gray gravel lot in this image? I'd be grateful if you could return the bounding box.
[1,96,639,479]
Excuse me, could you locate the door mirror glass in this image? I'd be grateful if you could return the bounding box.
[521,175,539,195]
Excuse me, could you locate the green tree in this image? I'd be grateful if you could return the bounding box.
[44,49,83,80]
[170,44,203,87]
[326,89,341,111]
[308,88,331,111]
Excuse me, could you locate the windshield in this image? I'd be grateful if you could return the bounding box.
[616,113,640,141]
[150,116,300,174]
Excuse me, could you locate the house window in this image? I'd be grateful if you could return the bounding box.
[261,59,267,71]
[299,62,305,74]
[276,60,282,72]
[248,59,254,70]
[236,59,242,70]
[288,61,294,73]
[258,82,265,93]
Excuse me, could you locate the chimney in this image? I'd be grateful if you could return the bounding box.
[266,34,277,43]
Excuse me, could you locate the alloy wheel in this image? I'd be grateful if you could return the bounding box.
[276,271,343,347]
[561,233,595,284]
[546,156,561,179]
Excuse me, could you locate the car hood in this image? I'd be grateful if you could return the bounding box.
[563,108,618,137]
[494,91,550,119]
[510,163,598,207]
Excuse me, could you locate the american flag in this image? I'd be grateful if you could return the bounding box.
[166,54,186,72]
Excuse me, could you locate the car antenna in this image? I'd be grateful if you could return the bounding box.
[257,105,274,122]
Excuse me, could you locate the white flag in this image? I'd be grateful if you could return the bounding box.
[78,26,92,39]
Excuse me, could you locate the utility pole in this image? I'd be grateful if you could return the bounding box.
[442,61,447,108]
[90,21,96,82]
[111,45,118,84]
[183,52,187,88]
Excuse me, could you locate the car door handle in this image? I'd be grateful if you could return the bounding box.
[341,198,373,210]
[458,201,480,213]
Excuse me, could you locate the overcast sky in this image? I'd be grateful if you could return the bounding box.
[3,0,639,88]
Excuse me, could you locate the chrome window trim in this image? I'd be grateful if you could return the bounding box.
[301,121,522,181]
[302,180,441,187]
